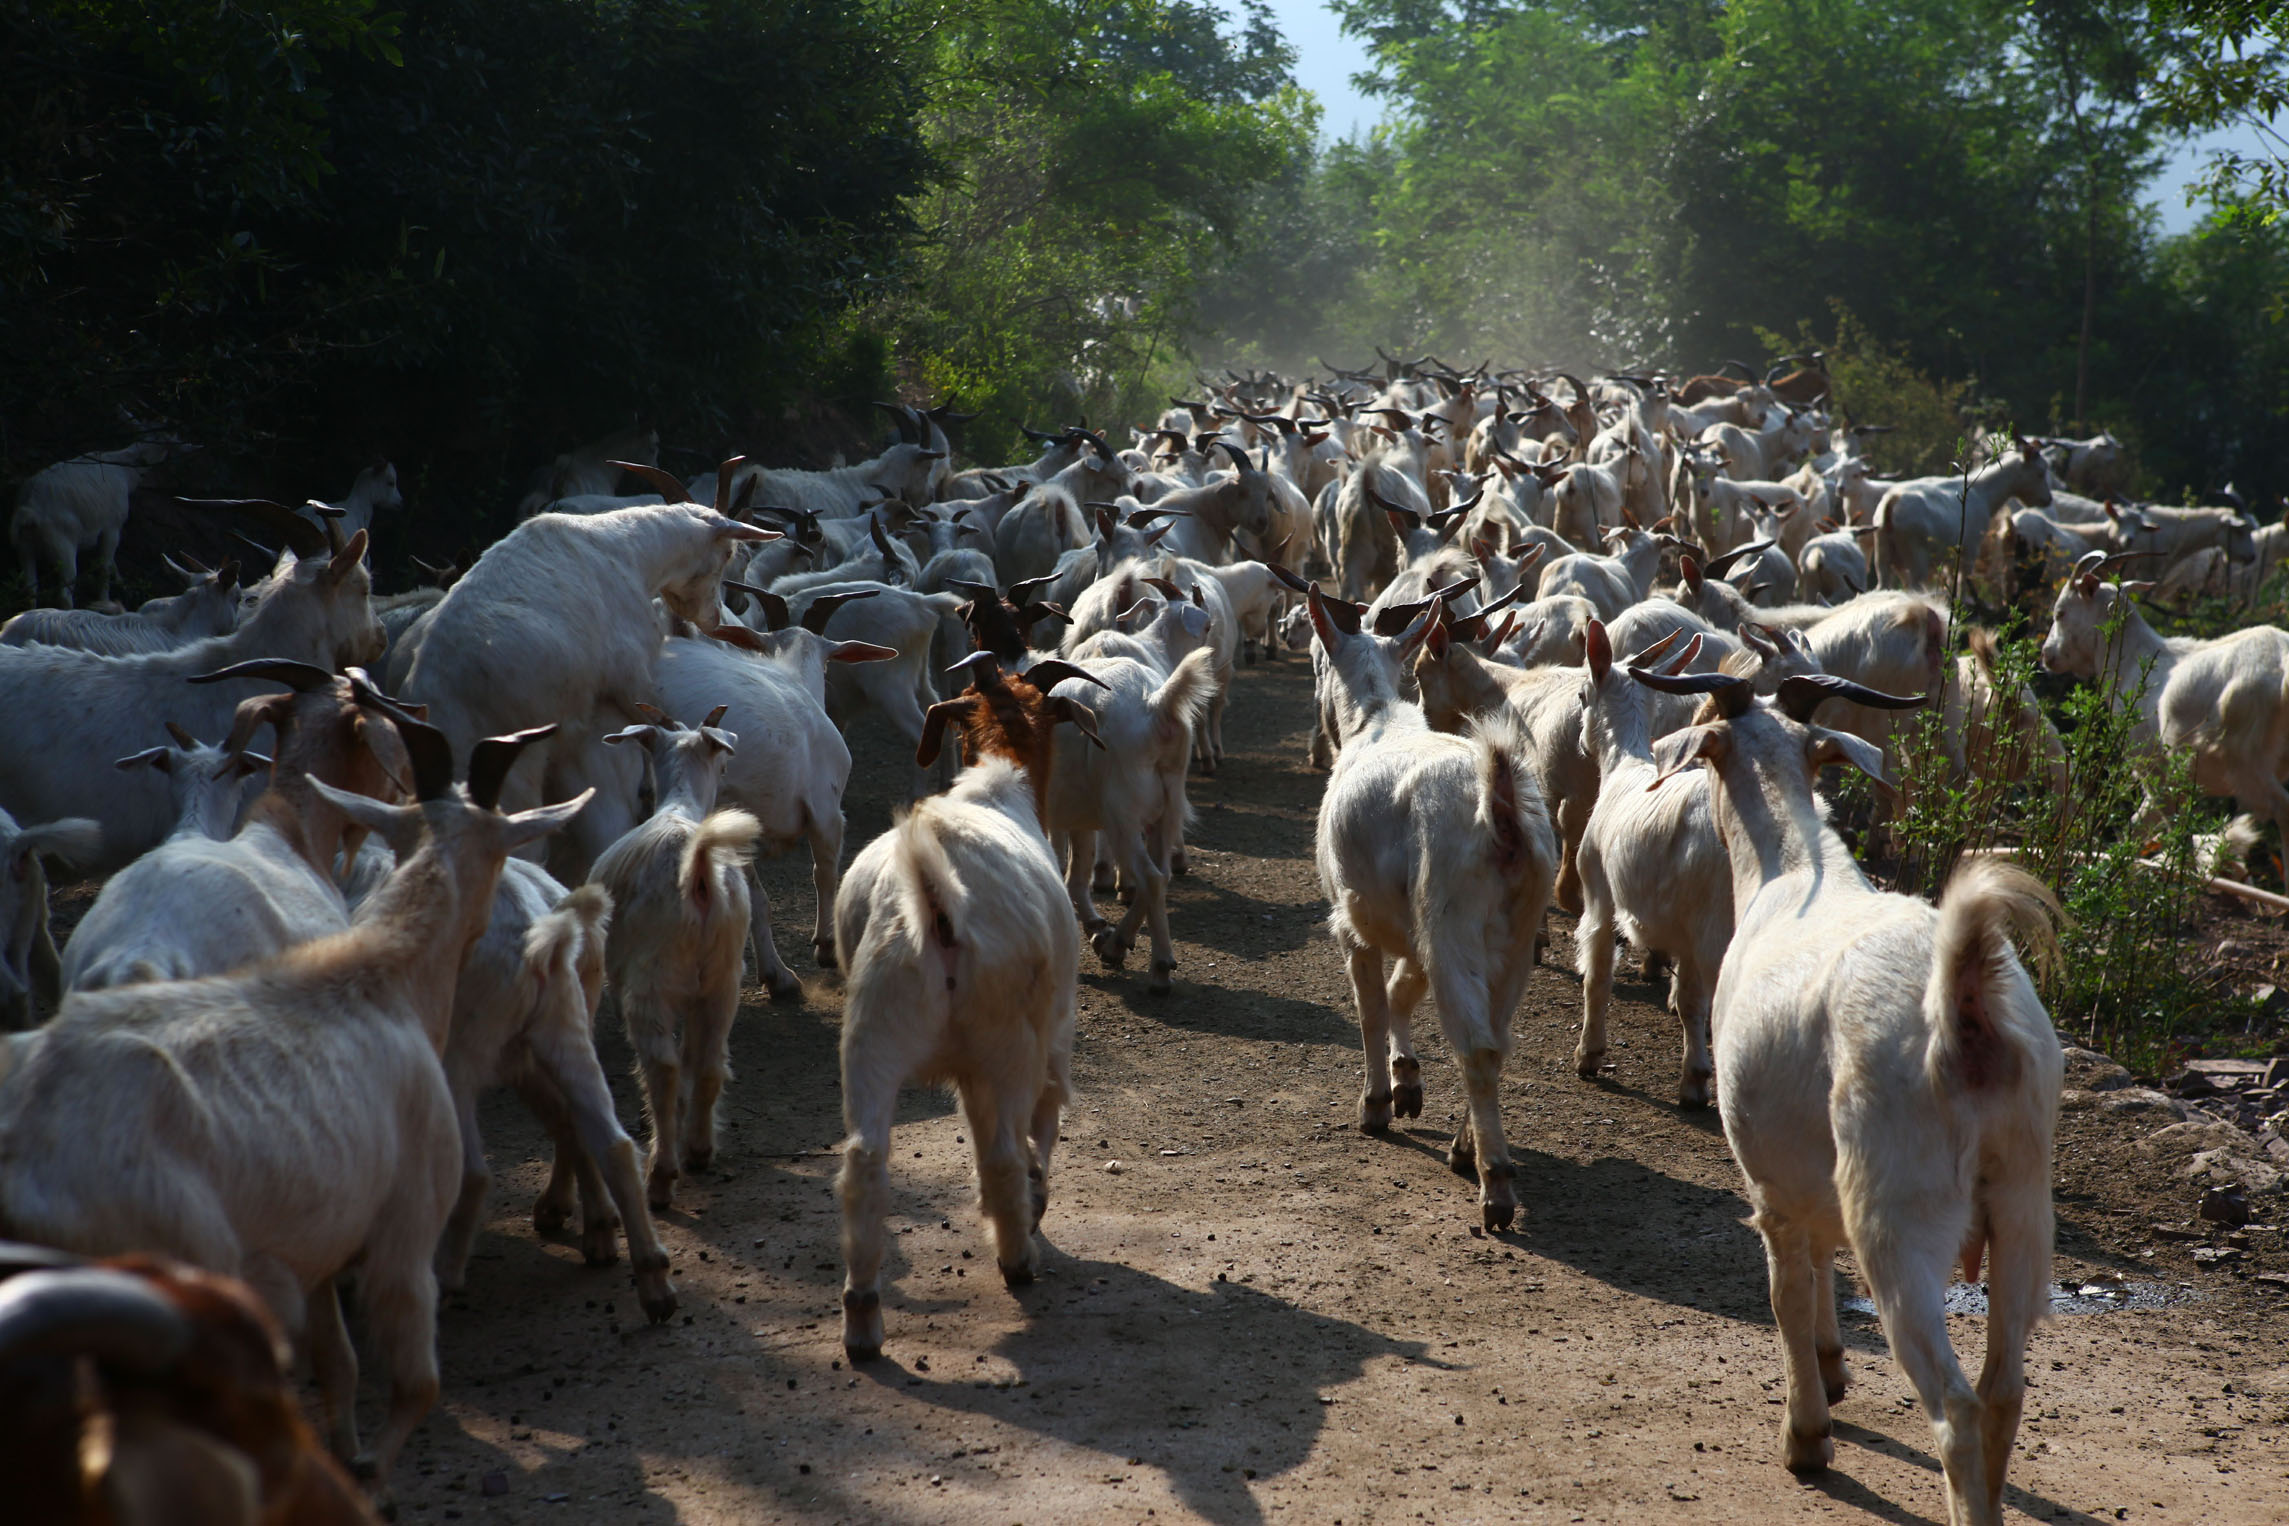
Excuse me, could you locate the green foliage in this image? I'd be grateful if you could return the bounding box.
[1889,616,2235,1075]
[1753,306,1977,479]
[2149,0,2289,223]
[865,0,1311,462]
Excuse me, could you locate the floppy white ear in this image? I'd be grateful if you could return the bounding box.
[503,789,595,852]
[1807,726,1890,787]
[1647,723,1727,789]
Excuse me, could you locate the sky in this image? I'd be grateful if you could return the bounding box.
[1261,0,2270,232]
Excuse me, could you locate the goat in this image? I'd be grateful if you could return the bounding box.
[2,554,242,654]
[0,531,382,873]
[11,441,173,607]
[1796,519,1878,604]
[0,1243,379,1523]
[62,663,413,992]
[400,466,774,871]
[2035,431,2130,497]
[1872,444,2052,590]
[0,722,589,1487]
[296,462,403,541]
[1536,523,1674,620]
[836,658,1098,1358]
[662,608,897,993]
[1311,589,1556,1229]
[1571,624,1730,1107]
[0,809,101,1031]
[1632,664,2059,1526]
[2041,551,2289,846]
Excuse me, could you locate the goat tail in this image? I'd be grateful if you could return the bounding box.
[680,809,761,915]
[888,807,966,986]
[526,883,612,978]
[1149,646,1219,732]
[1923,858,2062,1095]
[1466,712,1551,882]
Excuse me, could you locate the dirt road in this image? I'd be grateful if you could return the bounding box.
[388,656,2289,1525]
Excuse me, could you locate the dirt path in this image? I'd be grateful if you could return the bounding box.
[388,657,2289,1525]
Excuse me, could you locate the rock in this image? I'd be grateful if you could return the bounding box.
[2151,1224,2206,1242]
[2061,1046,2136,1093]
[2190,1245,2244,1266]
[2186,1147,2285,1196]
[480,1471,508,1498]
[2172,1060,2271,1098]
[2256,1271,2289,1290]
[2267,1057,2289,1091]
[2101,1088,2190,1121]
[2200,1184,2253,1226]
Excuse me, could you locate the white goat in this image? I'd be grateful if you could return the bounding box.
[1310,590,1557,1229]
[2040,552,2289,844]
[0,808,101,1031]
[586,711,760,1210]
[10,441,171,607]
[1872,445,2052,590]
[0,532,382,872]
[0,723,589,1486]
[297,462,404,540]
[1631,664,2059,1526]
[1,554,242,654]
[836,661,1092,1358]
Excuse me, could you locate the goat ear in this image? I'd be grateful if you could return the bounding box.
[1807,727,1891,791]
[306,776,421,840]
[602,725,659,750]
[1050,696,1105,749]
[826,640,899,664]
[1584,619,1612,686]
[353,713,417,799]
[115,747,176,774]
[323,529,369,583]
[501,788,595,852]
[1646,724,1727,790]
[1306,588,1345,652]
[916,697,973,767]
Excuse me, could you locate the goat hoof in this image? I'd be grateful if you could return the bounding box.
[1784,1422,1834,1474]
[1117,886,1137,907]
[684,1147,714,1175]
[351,1453,380,1483]
[1446,1142,1476,1179]
[845,1339,883,1363]
[1147,959,1175,995]
[1481,1200,1516,1234]
[812,938,836,968]
[1358,1091,1393,1133]
[1170,849,1189,876]
[1679,1071,1715,1110]
[1572,1047,1606,1082]
[1091,864,1116,893]
[842,1288,883,1359]
[1090,929,1129,969]
[580,1228,620,1268]
[1391,1081,1423,1120]
[640,1285,680,1325]
[1000,1261,1036,1289]
[763,971,805,1003]
[1818,1347,1849,1404]
[532,1198,571,1235]
[646,1172,677,1212]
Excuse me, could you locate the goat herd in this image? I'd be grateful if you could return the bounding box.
[0,355,2280,1526]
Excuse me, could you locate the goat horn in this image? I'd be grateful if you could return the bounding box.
[1631,666,1754,718]
[0,1266,192,1374]
[712,457,751,516]
[187,658,335,692]
[800,588,879,634]
[724,581,790,632]
[871,401,917,443]
[1775,674,1926,724]
[945,650,1002,688]
[179,498,329,557]
[1020,659,1109,692]
[467,724,558,810]
[604,461,690,504]
[1006,573,1059,605]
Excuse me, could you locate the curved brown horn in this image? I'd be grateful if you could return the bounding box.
[0,1266,191,1374]
[724,581,790,632]
[1775,674,1926,724]
[1140,576,1184,599]
[1631,666,1754,718]
[945,650,1003,689]
[187,658,336,692]
[468,724,560,810]
[1020,659,1110,693]
[610,461,692,504]
[800,587,879,634]
[713,456,751,515]
[700,705,730,731]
